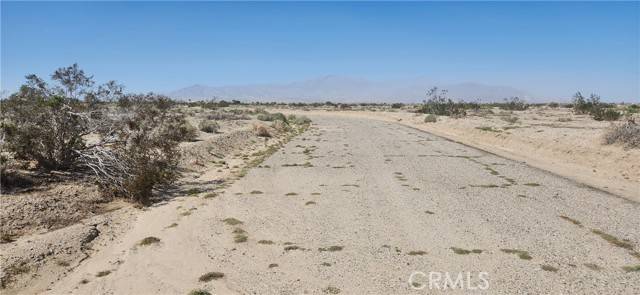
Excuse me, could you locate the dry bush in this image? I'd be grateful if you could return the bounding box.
[257,112,287,122]
[206,111,249,120]
[604,121,640,149]
[272,120,289,132]
[253,123,271,137]
[199,120,219,133]
[79,96,183,204]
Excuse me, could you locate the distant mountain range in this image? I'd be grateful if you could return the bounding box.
[168,76,529,103]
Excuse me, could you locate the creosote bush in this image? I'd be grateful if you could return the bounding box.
[572,92,621,121]
[1,65,184,205]
[420,87,466,117]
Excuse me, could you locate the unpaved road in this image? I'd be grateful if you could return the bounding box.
[45,115,639,294]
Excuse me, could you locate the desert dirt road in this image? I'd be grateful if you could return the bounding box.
[46,114,639,294]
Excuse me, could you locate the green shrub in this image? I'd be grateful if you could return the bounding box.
[424,114,437,123]
[420,87,466,117]
[257,112,287,122]
[499,97,528,111]
[592,108,622,121]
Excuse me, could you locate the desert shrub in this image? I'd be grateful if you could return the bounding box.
[198,120,219,133]
[572,92,593,114]
[572,92,621,121]
[391,103,404,109]
[1,81,89,170]
[79,96,182,204]
[420,87,466,117]
[548,102,559,108]
[603,121,640,149]
[253,124,271,137]
[626,104,639,115]
[272,120,290,132]
[499,97,529,111]
[501,115,519,124]
[289,115,311,125]
[257,112,287,122]
[166,118,197,141]
[206,112,249,120]
[424,114,437,123]
[592,108,622,121]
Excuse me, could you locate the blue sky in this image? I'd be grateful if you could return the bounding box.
[2,1,639,101]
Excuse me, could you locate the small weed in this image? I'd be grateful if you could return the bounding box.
[166,223,178,228]
[323,286,341,294]
[559,216,582,227]
[186,188,201,195]
[476,126,501,133]
[203,193,217,199]
[234,234,248,243]
[138,237,161,246]
[268,263,279,268]
[424,210,435,214]
[250,190,263,194]
[311,192,321,195]
[501,249,532,260]
[407,250,427,256]
[284,245,302,251]
[57,260,70,267]
[584,263,602,271]
[305,201,317,205]
[622,265,640,272]
[523,183,540,187]
[321,262,332,266]
[470,184,499,188]
[258,240,274,245]
[591,229,634,250]
[79,279,90,284]
[232,228,246,234]
[223,218,243,226]
[451,247,482,255]
[96,270,111,277]
[285,192,298,196]
[188,289,212,295]
[318,246,343,252]
[180,211,192,216]
[199,272,224,282]
[541,265,559,272]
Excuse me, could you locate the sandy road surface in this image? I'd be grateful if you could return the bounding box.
[45,115,639,294]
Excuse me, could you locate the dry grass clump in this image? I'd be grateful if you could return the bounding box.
[222,218,243,226]
[590,229,634,250]
[424,114,437,123]
[138,236,161,246]
[198,120,219,133]
[500,249,532,260]
[541,265,559,272]
[95,270,112,277]
[253,123,271,137]
[407,250,427,256]
[198,272,224,282]
[603,121,640,149]
[451,247,482,255]
[188,289,212,295]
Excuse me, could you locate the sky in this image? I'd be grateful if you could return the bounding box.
[2,1,639,101]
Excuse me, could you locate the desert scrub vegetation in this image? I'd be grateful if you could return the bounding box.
[572,91,622,121]
[0,64,188,204]
[419,87,467,117]
[424,114,437,123]
[603,120,640,149]
[198,120,219,133]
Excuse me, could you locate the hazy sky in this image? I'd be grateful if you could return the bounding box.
[2,1,639,101]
